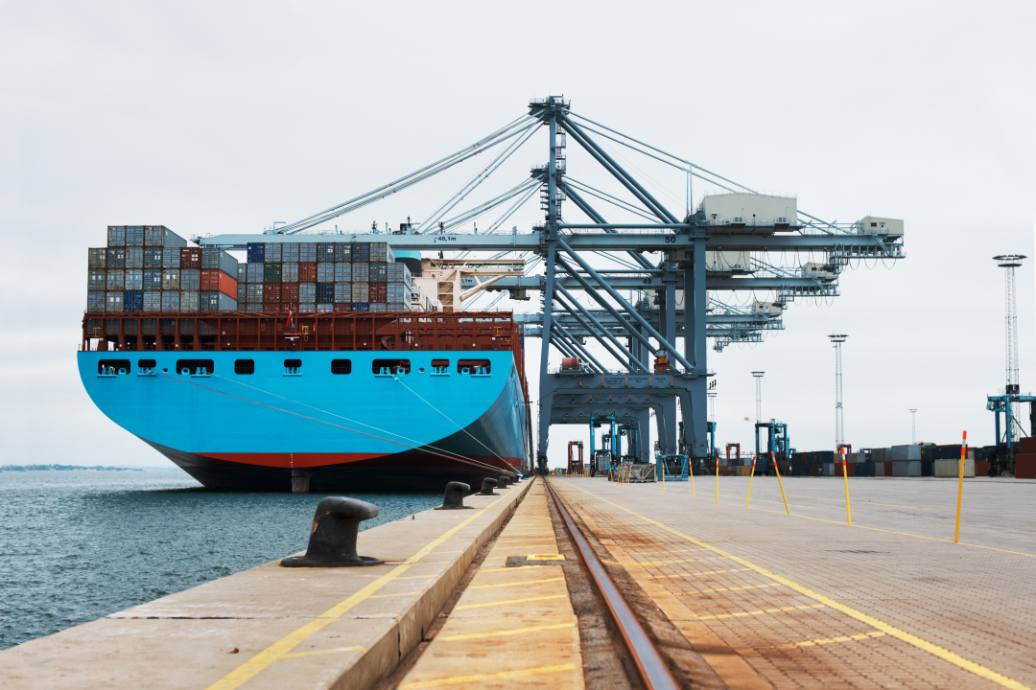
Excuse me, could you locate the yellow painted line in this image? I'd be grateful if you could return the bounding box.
[468,576,564,589]
[478,564,546,573]
[205,494,510,690]
[279,645,366,659]
[527,553,565,561]
[437,621,575,642]
[692,604,824,621]
[646,567,753,580]
[401,662,576,689]
[785,630,887,649]
[367,591,423,600]
[562,484,1032,690]
[455,593,568,611]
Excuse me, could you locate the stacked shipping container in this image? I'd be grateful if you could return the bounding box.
[87,226,238,313]
[238,240,417,313]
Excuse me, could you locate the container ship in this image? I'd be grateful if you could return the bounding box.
[78,225,531,491]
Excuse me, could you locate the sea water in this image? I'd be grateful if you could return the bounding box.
[0,469,439,649]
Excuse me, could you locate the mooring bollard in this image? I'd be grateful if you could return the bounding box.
[480,477,498,495]
[437,481,472,510]
[498,474,511,488]
[281,497,383,567]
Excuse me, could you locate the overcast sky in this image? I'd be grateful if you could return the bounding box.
[2,1,1034,470]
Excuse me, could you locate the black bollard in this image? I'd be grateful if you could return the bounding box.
[497,474,511,488]
[479,477,498,495]
[436,481,472,510]
[281,497,383,567]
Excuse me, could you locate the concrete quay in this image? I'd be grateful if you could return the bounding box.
[0,479,532,690]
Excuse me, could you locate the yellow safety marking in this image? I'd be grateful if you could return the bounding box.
[696,582,780,595]
[527,553,565,561]
[279,645,366,659]
[394,574,437,581]
[437,621,575,642]
[692,604,824,621]
[646,567,753,580]
[205,493,510,690]
[468,576,564,589]
[478,564,546,573]
[367,591,423,600]
[455,594,568,611]
[564,484,1032,690]
[750,502,1036,560]
[784,630,887,650]
[400,662,576,689]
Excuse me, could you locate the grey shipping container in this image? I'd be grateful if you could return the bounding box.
[180,291,200,312]
[125,226,145,246]
[334,243,351,262]
[315,303,333,313]
[369,303,387,312]
[352,283,369,302]
[282,243,300,262]
[163,247,182,268]
[200,291,237,312]
[180,268,201,291]
[264,242,282,262]
[334,283,352,302]
[106,247,126,268]
[298,301,316,313]
[143,291,162,312]
[107,226,127,246]
[890,444,921,461]
[281,262,299,283]
[245,284,264,302]
[143,269,162,290]
[125,247,144,269]
[387,302,407,311]
[106,269,125,290]
[246,263,264,283]
[143,247,164,268]
[161,291,180,311]
[88,248,107,269]
[105,292,124,312]
[144,225,187,247]
[162,269,181,290]
[369,262,388,281]
[351,243,370,261]
[352,262,369,282]
[202,246,239,275]
[892,460,921,477]
[316,243,336,262]
[237,264,246,282]
[299,283,316,302]
[125,269,143,290]
[237,284,246,303]
[87,290,106,311]
[369,242,392,262]
[387,262,410,282]
[88,270,106,290]
[316,263,335,282]
[244,301,262,312]
[387,283,409,303]
[334,262,352,282]
[298,242,317,263]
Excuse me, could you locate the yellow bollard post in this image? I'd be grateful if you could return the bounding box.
[772,452,790,515]
[660,458,667,493]
[689,457,697,497]
[954,430,967,544]
[714,456,720,503]
[745,455,757,509]
[840,447,853,526]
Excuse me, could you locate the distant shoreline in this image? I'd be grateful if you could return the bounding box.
[0,465,147,472]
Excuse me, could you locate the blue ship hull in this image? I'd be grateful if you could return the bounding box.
[78,350,530,491]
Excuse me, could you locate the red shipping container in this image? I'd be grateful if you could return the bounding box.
[264,284,282,303]
[199,269,237,298]
[975,460,991,477]
[298,262,317,282]
[1020,437,1036,454]
[369,282,387,302]
[279,301,299,315]
[883,461,893,477]
[180,247,202,268]
[281,284,299,303]
[1015,453,1036,479]
[334,303,352,313]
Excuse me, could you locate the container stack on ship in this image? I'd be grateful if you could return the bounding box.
[79,226,531,492]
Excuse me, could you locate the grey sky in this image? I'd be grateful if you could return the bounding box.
[2,1,1034,468]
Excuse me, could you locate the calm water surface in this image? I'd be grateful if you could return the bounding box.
[0,470,439,649]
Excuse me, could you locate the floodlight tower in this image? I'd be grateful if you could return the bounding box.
[751,371,765,423]
[909,408,918,444]
[829,334,848,450]
[994,254,1026,451]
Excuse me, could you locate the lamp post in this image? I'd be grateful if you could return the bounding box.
[909,408,918,444]
[828,334,848,451]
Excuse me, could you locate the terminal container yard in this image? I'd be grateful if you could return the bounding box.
[78,226,532,491]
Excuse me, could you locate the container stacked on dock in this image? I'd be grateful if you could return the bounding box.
[239,240,416,314]
[87,226,239,314]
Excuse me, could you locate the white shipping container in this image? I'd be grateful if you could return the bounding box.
[699,193,797,227]
[180,291,199,312]
[856,216,904,238]
[105,292,124,312]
